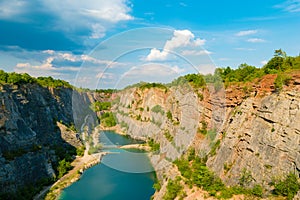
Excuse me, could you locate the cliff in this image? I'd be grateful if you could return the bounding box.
[112,73,300,199]
[0,83,97,197]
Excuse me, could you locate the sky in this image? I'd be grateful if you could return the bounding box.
[0,0,299,89]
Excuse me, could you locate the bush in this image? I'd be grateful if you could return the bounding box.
[163,176,183,200]
[76,146,85,156]
[148,138,160,152]
[57,159,72,178]
[91,101,111,112]
[166,111,173,121]
[274,73,291,90]
[100,112,116,127]
[164,130,173,142]
[271,173,300,200]
[151,105,165,115]
[153,182,161,191]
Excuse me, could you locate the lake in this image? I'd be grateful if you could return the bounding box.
[59,131,156,200]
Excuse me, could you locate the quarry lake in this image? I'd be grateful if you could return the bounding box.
[59,131,156,200]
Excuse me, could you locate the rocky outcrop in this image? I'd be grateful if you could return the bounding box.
[0,83,97,194]
[207,89,300,189]
[112,73,300,198]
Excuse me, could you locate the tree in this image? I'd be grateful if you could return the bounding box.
[274,49,287,58]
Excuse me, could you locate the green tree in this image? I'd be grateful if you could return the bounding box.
[57,159,72,178]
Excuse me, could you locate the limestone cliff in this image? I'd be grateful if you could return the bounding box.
[112,73,300,198]
[0,83,97,196]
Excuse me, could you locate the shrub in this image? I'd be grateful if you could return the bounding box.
[91,101,111,112]
[148,138,160,152]
[163,176,183,200]
[57,159,72,178]
[271,173,300,200]
[100,112,116,127]
[164,130,173,142]
[76,146,85,156]
[274,73,291,90]
[166,110,173,121]
[151,105,165,115]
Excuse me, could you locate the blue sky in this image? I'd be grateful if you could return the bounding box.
[0,0,299,89]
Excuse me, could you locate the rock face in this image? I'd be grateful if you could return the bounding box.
[0,83,96,194]
[112,74,300,196]
[114,86,201,167]
[208,89,300,188]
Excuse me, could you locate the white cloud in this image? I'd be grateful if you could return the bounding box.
[145,29,206,61]
[145,48,169,61]
[235,30,258,36]
[13,50,123,79]
[181,50,212,56]
[0,0,133,39]
[90,24,106,39]
[44,0,133,39]
[247,38,266,43]
[0,0,27,19]
[275,0,300,13]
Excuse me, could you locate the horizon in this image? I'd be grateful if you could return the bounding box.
[0,0,299,89]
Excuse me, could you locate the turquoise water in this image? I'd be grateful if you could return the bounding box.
[59,131,155,200]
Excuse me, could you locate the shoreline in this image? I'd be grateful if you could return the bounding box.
[35,152,106,200]
[38,126,153,200]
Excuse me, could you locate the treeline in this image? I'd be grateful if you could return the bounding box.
[169,49,300,90]
[0,70,72,88]
[211,49,300,85]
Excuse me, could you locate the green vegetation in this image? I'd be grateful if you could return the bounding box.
[151,105,165,115]
[274,73,292,90]
[147,138,160,152]
[88,144,102,155]
[238,168,253,187]
[57,159,73,178]
[139,82,168,91]
[0,70,72,88]
[66,123,78,132]
[209,139,221,156]
[91,101,112,112]
[170,73,206,89]
[198,120,208,135]
[166,110,173,121]
[36,76,72,88]
[164,130,173,142]
[76,146,85,156]
[173,155,264,199]
[95,89,115,94]
[163,176,184,200]
[215,49,300,87]
[271,173,300,200]
[120,121,129,130]
[100,112,117,127]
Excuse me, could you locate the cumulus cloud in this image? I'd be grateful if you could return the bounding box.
[247,38,266,43]
[14,50,122,79]
[235,30,258,36]
[0,0,133,40]
[46,0,133,39]
[145,30,206,61]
